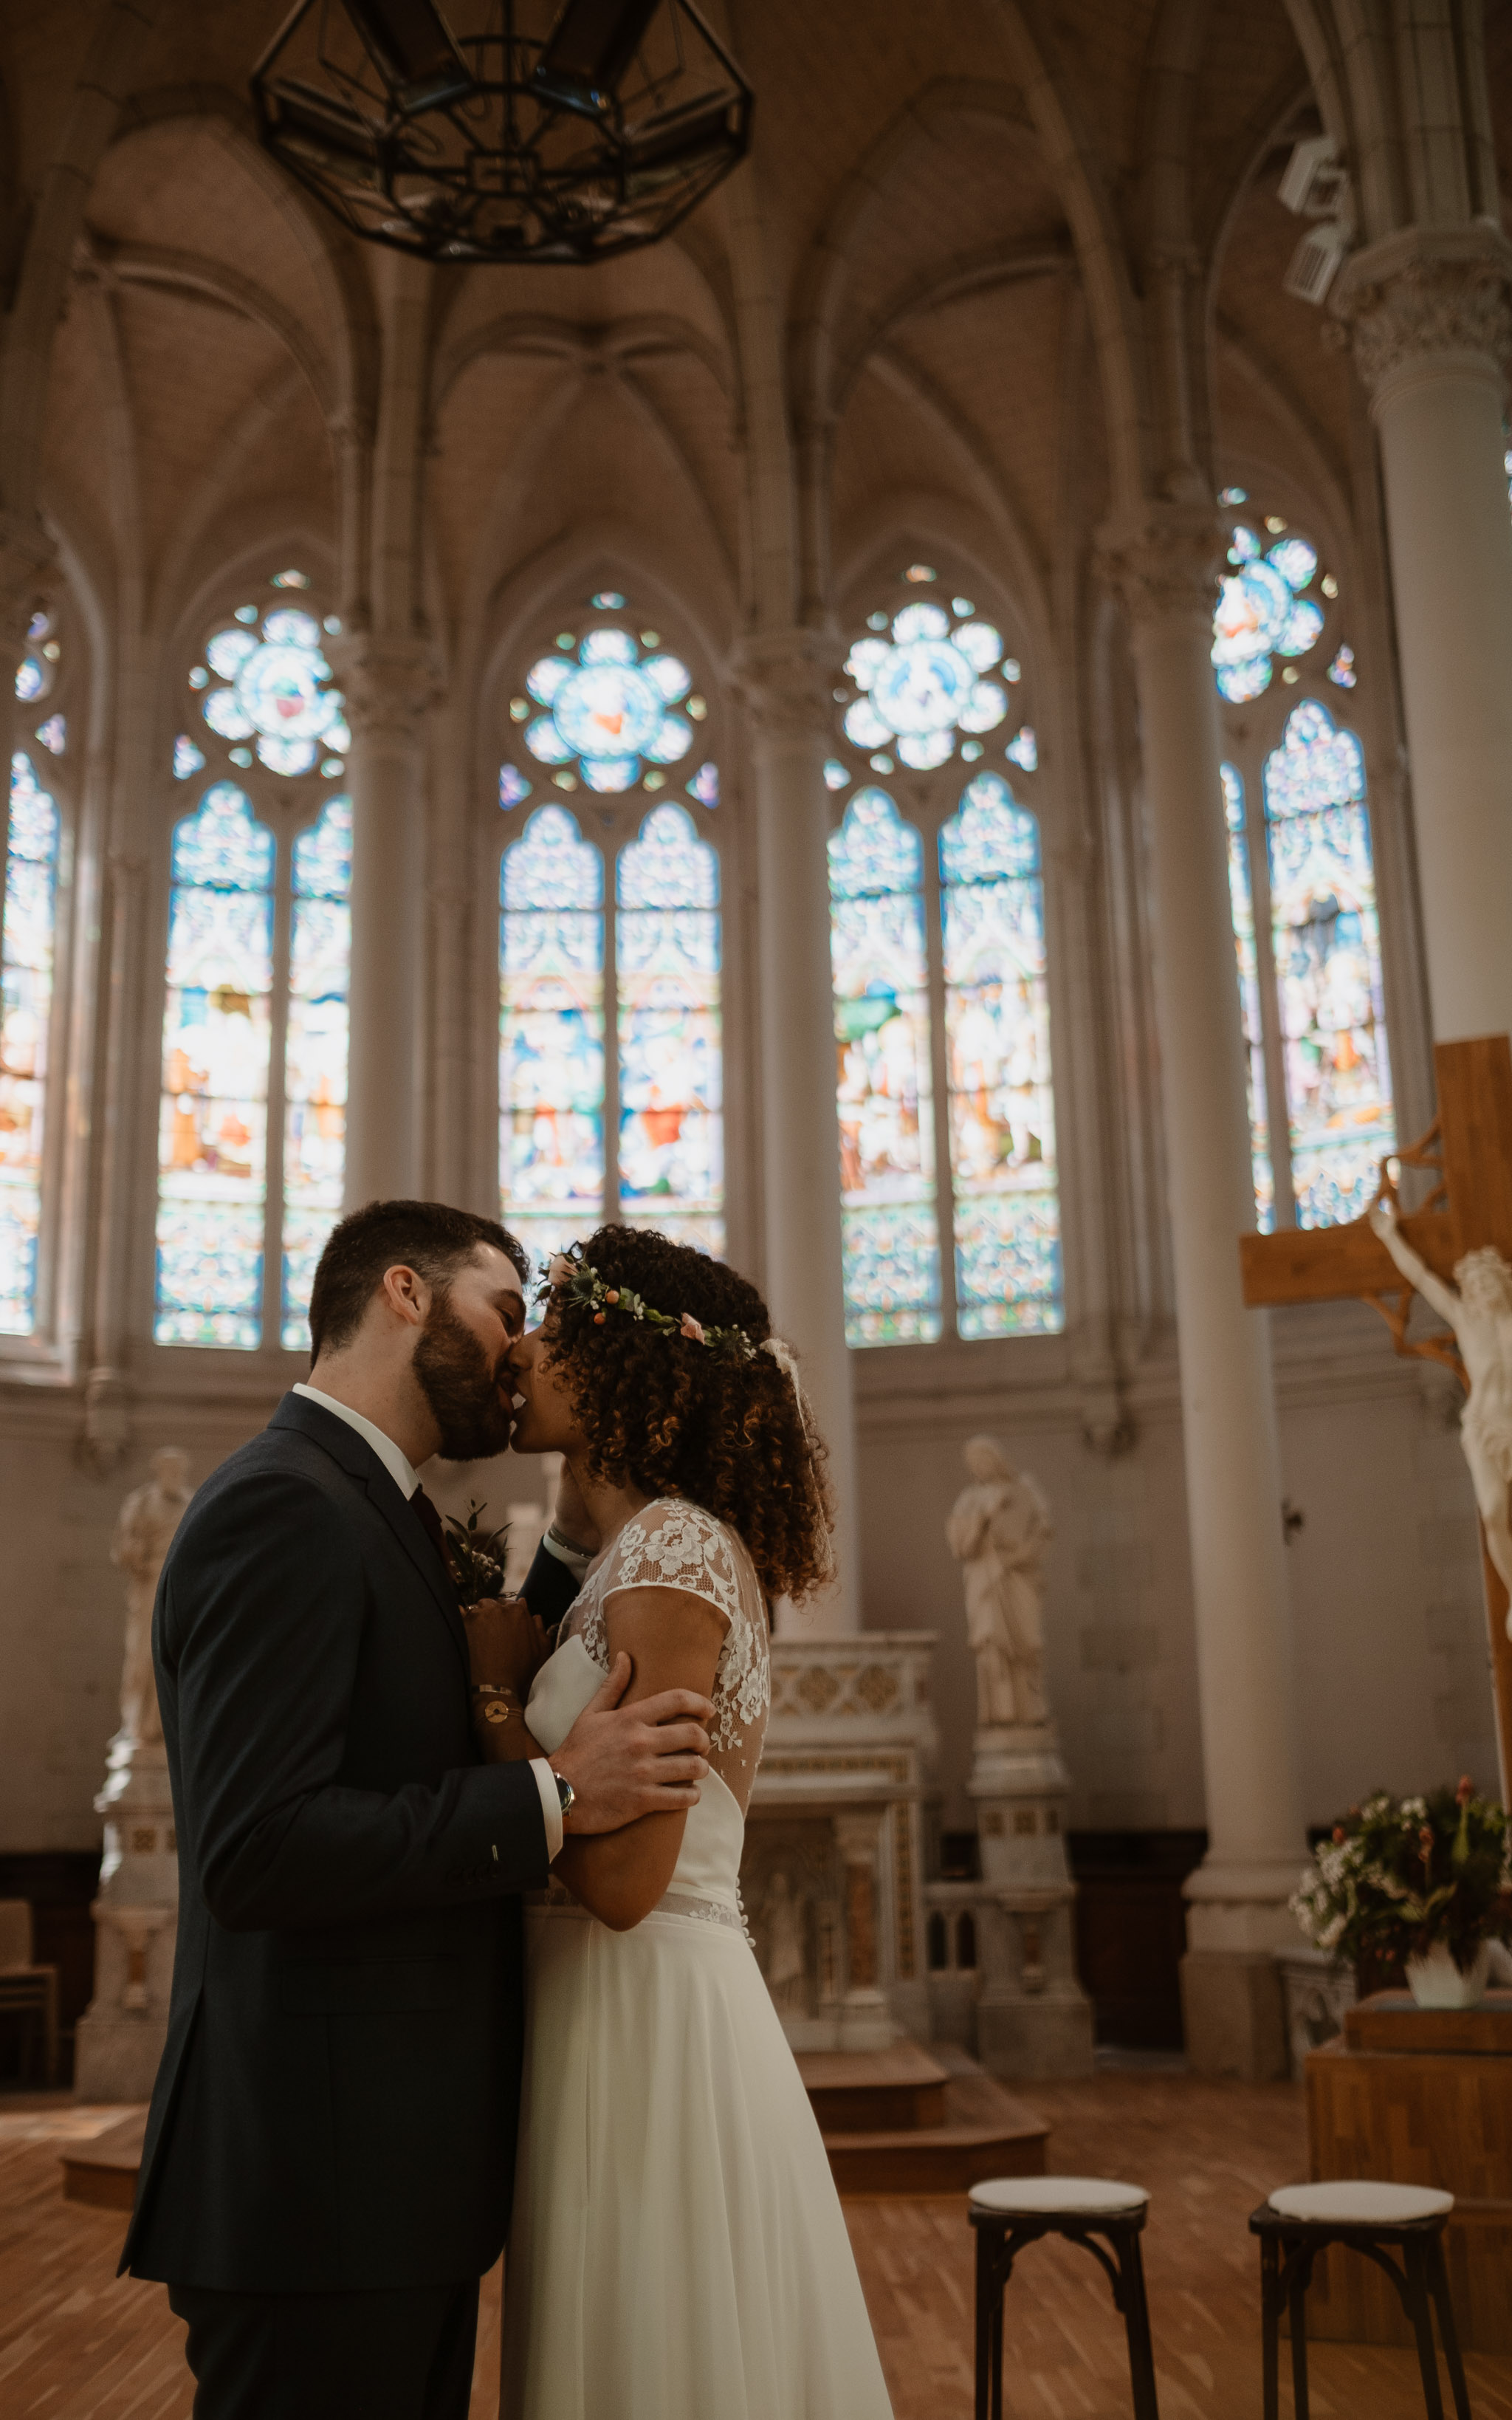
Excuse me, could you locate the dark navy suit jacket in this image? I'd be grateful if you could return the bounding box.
[122,1391,580,2293]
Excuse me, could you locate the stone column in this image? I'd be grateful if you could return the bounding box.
[738,634,859,1631]
[1332,230,1512,1045]
[330,635,439,1207]
[1100,505,1306,2081]
[834,1807,897,2049]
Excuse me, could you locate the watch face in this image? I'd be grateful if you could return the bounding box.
[554,1770,574,1813]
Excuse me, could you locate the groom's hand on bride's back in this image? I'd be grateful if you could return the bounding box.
[551,1653,711,1834]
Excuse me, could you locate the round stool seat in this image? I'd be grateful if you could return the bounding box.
[970,2175,1149,2218]
[1268,2181,1454,2227]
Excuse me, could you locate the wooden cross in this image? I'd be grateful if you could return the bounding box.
[1240,1035,1512,1799]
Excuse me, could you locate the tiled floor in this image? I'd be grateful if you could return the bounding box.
[4,2077,1511,2418]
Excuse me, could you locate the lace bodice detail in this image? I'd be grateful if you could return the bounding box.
[567,1498,771,1764]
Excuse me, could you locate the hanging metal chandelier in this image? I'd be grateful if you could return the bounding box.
[251,0,753,267]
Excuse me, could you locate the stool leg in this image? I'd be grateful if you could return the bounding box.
[1426,2234,1471,2420]
[1288,2248,1310,2420]
[1403,2238,1446,2420]
[1116,2230,1161,2420]
[1260,2236,1281,2420]
[974,2227,994,2420]
[975,2228,1009,2420]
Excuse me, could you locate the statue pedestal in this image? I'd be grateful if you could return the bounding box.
[73,1735,178,2102]
[969,1722,1072,1888]
[926,1721,1094,2078]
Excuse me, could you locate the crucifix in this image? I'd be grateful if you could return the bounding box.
[1240,1035,1512,1799]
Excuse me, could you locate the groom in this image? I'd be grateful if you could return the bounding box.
[122,1198,712,2419]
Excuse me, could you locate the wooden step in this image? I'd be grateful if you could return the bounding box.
[59,2108,145,2211]
[805,2047,1051,2196]
[797,2042,951,2132]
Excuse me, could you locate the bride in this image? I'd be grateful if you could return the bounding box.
[466,1226,894,2420]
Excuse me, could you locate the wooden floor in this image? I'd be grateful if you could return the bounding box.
[5,2074,1512,2418]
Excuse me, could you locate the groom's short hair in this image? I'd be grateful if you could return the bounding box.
[308,1199,530,1358]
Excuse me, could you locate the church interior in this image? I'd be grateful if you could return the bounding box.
[4,0,1512,2411]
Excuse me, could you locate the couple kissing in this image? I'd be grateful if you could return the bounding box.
[121,1198,894,2420]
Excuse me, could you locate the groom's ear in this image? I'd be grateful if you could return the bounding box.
[378,1263,432,1331]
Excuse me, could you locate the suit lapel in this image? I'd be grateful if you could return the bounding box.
[360,1467,472,1679]
[269,1393,472,1680]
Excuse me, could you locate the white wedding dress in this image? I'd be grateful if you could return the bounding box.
[501,1498,893,2420]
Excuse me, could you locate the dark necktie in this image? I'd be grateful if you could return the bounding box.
[410,1485,451,1575]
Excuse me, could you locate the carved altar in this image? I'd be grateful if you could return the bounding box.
[743,1632,937,2049]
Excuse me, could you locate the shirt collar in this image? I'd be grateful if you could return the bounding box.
[292,1382,422,1502]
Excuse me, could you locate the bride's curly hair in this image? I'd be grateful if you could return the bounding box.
[540,1227,836,1606]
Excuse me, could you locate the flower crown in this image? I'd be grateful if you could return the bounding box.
[544,1251,758,1365]
[542,1246,835,1585]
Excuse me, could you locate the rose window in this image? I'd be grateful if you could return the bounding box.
[1211,524,1326,703]
[191,604,350,779]
[522,630,695,794]
[840,601,1010,771]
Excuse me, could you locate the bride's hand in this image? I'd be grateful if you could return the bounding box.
[461,1594,551,1696]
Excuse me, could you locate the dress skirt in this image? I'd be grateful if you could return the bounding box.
[500,1901,894,2420]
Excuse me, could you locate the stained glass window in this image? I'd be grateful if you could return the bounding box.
[841,605,1009,772]
[828,789,941,1345]
[189,587,348,782]
[940,775,1062,1336]
[1263,702,1394,1226]
[499,805,605,1278]
[1222,764,1274,1232]
[1,754,61,1334]
[1212,521,1326,702]
[154,784,275,1348]
[616,804,723,1255]
[520,628,694,793]
[282,795,351,1347]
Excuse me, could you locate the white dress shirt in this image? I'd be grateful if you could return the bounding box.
[292,1382,563,1859]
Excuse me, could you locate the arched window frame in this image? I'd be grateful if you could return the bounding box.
[142,559,352,1363]
[827,563,1065,1353]
[484,585,748,1275]
[1211,488,1397,1233]
[1,589,83,1369]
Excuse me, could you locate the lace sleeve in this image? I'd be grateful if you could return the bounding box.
[600,1500,742,1629]
[581,1501,769,1756]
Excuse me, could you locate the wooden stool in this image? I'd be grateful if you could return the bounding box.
[968,2176,1159,2420]
[1249,2181,1470,2420]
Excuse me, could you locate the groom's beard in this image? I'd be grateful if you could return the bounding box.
[412,1292,515,1461]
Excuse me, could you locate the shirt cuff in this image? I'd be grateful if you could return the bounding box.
[529,1757,564,1861]
[541,1526,594,1579]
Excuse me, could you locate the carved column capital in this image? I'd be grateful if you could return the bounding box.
[731,628,840,747]
[0,513,56,659]
[1095,502,1223,628]
[326,631,443,748]
[1330,226,1512,403]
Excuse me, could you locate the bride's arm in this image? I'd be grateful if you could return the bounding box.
[461,1596,551,1764]
[554,1583,724,1930]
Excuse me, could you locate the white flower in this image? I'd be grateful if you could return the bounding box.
[546,1253,574,1289]
[679,1313,706,1343]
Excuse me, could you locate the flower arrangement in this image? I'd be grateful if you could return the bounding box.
[1291,1779,1511,1979]
[441,1500,511,1606]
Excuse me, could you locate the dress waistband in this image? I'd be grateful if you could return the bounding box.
[525,1881,748,1936]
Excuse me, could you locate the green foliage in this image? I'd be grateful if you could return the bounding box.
[441,1499,510,1606]
[1291,1780,1511,1975]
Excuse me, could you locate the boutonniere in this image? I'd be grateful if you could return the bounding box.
[441,1500,512,1605]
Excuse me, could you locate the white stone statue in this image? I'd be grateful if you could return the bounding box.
[110,1448,191,1747]
[762,1871,809,2018]
[946,1435,1054,1730]
[1370,1198,1512,1614]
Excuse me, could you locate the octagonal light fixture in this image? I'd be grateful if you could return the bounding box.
[252,0,753,267]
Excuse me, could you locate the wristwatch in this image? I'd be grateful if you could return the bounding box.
[552,1766,576,1822]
